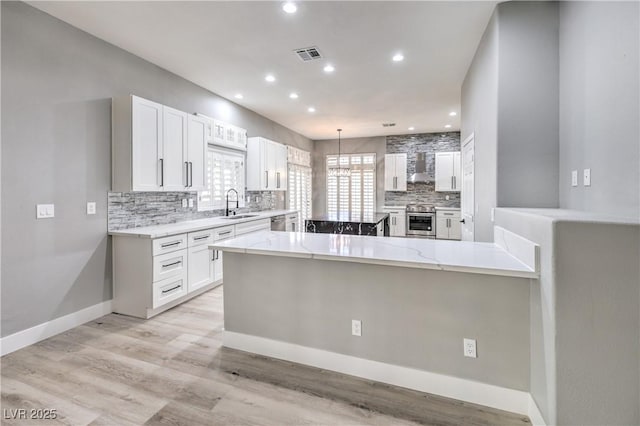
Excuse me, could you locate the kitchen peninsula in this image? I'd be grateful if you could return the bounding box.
[305,212,390,236]
[210,228,538,415]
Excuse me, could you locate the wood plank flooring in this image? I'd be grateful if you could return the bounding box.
[1,287,530,425]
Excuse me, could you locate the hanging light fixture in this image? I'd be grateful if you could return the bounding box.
[328,128,351,177]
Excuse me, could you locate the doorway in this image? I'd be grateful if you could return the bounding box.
[461,134,475,241]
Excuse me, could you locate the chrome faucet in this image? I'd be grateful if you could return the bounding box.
[225,188,239,216]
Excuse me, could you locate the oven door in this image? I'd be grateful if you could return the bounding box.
[406,213,435,236]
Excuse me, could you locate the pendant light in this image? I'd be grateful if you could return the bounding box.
[328,128,351,177]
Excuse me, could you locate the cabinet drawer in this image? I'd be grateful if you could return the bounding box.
[152,234,187,255]
[153,272,188,308]
[188,229,215,247]
[213,225,235,241]
[235,218,270,236]
[153,249,187,282]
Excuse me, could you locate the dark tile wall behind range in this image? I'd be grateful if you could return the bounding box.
[108,190,285,230]
[384,132,461,207]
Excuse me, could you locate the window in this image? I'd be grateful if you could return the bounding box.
[288,163,312,228]
[326,153,376,218]
[199,147,245,210]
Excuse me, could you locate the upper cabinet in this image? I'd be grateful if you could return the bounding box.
[384,153,407,191]
[246,137,288,191]
[112,95,208,192]
[435,151,461,192]
[211,119,247,151]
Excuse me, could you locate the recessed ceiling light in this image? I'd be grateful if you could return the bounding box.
[392,53,404,62]
[282,2,297,14]
[408,126,415,131]
[289,93,299,99]
[265,74,276,83]
[234,94,243,100]
[444,124,452,129]
[323,64,335,73]
[449,111,457,117]
[308,107,316,113]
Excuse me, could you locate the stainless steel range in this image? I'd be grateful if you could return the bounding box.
[406,204,436,238]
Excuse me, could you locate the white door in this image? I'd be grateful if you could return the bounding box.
[187,114,207,191]
[162,106,188,191]
[188,245,214,293]
[435,152,454,191]
[131,96,162,191]
[461,134,475,241]
[435,214,449,240]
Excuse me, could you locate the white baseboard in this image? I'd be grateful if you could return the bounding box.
[0,300,113,356]
[527,395,548,426]
[224,331,531,416]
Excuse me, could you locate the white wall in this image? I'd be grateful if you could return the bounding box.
[558,1,640,219]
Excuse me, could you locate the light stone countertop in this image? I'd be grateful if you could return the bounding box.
[108,210,298,239]
[210,230,538,279]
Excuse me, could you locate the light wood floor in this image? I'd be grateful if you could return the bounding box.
[1,287,530,425]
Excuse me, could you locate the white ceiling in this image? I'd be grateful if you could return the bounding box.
[29,1,497,140]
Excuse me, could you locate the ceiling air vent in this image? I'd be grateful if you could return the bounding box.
[382,123,396,128]
[294,46,323,62]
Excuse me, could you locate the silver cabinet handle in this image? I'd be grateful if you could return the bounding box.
[451,176,454,189]
[161,241,181,248]
[189,162,193,187]
[454,175,456,189]
[159,158,164,187]
[184,161,189,187]
[162,260,182,268]
[193,235,209,241]
[265,171,269,188]
[162,284,181,294]
[218,230,232,236]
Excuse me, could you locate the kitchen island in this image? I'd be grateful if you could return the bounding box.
[210,229,539,416]
[305,212,389,236]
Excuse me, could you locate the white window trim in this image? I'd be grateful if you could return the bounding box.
[326,153,376,216]
[198,145,246,212]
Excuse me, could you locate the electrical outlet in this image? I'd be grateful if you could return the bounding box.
[86,202,96,215]
[583,168,591,187]
[351,319,362,337]
[188,198,194,208]
[182,199,188,208]
[36,204,55,219]
[571,170,578,187]
[463,338,477,358]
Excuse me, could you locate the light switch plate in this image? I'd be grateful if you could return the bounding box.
[583,168,591,187]
[571,170,578,187]
[86,202,96,215]
[36,204,55,219]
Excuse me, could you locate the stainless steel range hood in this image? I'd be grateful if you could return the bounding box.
[409,152,430,183]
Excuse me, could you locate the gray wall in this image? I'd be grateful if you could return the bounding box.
[312,136,386,217]
[558,1,640,219]
[0,1,311,337]
[225,253,530,391]
[461,12,499,242]
[496,2,559,209]
[496,208,640,425]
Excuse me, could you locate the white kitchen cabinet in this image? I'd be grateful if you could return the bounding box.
[383,206,406,237]
[247,137,288,191]
[436,209,461,240]
[435,152,461,192]
[384,154,407,191]
[211,119,247,151]
[112,218,271,319]
[285,212,299,232]
[112,95,207,192]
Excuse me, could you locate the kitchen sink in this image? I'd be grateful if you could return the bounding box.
[221,214,259,220]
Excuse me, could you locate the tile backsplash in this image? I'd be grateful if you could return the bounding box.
[384,132,461,207]
[108,190,285,230]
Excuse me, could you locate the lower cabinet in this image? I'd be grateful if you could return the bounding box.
[435,209,461,240]
[383,206,406,237]
[113,220,258,319]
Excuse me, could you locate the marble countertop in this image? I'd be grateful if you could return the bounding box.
[109,210,298,239]
[496,208,640,225]
[306,212,389,224]
[210,231,538,278]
